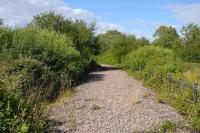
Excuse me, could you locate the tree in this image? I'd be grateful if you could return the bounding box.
[181,23,200,46]
[97,30,124,53]
[29,11,100,58]
[111,35,138,63]
[179,23,200,62]
[28,11,71,33]
[137,37,150,46]
[153,25,180,49]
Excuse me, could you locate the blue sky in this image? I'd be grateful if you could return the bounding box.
[1,0,200,40]
[64,0,200,39]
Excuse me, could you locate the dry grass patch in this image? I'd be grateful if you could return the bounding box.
[47,89,73,110]
[128,90,143,105]
[67,112,77,129]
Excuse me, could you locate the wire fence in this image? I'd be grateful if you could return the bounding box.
[160,73,199,104]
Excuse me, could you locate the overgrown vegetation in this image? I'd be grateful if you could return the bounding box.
[97,24,200,131]
[1,9,200,132]
[0,12,100,132]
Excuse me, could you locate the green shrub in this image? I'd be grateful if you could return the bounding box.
[0,88,46,132]
[0,27,89,131]
[11,28,85,100]
[111,35,138,63]
[0,58,46,132]
[0,12,100,131]
[122,46,180,72]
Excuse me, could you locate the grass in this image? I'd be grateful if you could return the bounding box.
[47,89,73,111]
[96,54,118,66]
[183,67,200,83]
[126,69,199,131]
[67,112,77,129]
[146,120,177,133]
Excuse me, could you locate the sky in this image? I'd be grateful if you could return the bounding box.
[1,0,200,40]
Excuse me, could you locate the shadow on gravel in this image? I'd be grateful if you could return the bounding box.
[84,73,106,83]
[79,65,119,84]
[98,65,119,71]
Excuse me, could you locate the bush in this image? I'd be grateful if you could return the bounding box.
[122,46,181,73]
[0,58,46,132]
[0,27,88,131]
[0,12,100,131]
[11,28,85,100]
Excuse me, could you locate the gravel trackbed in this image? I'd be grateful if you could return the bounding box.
[48,65,188,133]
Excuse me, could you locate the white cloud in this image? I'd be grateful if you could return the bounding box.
[164,3,200,23]
[0,0,96,27]
[95,22,124,34]
[0,0,124,34]
[131,20,178,28]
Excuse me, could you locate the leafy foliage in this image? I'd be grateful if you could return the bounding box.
[0,11,100,132]
[29,12,100,59]
[153,25,180,49]
[178,23,200,62]
[97,30,124,53]
[111,35,138,63]
[121,46,183,79]
[97,30,150,64]
[0,58,46,132]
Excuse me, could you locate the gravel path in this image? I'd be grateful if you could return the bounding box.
[48,65,188,133]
